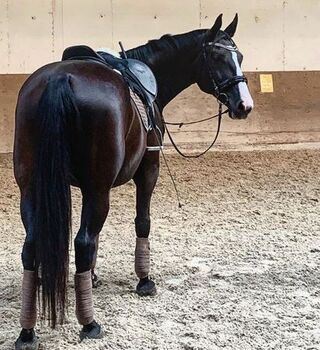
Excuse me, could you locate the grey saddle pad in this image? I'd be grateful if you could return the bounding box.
[130,90,150,131]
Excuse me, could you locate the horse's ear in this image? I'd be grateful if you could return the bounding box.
[206,14,223,41]
[224,14,238,37]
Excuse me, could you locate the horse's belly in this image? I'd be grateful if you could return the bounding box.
[113,148,145,186]
[113,119,146,187]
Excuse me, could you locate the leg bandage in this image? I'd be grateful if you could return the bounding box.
[75,271,94,325]
[20,270,37,329]
[135,238,150,279]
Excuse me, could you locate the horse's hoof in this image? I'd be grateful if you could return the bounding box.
[15,330,39,350]
[136,278,157,297]
[80,320,104,341]
[92,273,102,288]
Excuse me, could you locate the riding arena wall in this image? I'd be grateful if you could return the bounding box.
[0,1,319,153]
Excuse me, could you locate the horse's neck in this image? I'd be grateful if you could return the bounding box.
[154,62,197,110]
[126,32,204,111]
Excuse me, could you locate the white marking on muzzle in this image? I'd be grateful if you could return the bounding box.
[231,51,254,110]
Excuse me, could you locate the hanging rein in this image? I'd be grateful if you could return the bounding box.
[163,102,228,158]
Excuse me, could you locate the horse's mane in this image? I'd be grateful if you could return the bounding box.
[126,29,207,70]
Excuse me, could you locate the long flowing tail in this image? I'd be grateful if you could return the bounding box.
[34,74,78,328]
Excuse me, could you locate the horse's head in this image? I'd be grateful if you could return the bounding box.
[196,14,254,119]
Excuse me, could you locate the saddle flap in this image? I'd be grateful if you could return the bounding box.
[126,59,157,98]
[62,45,103,61]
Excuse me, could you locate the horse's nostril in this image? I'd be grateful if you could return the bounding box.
[238,102,252,114]
[238,102,246,111]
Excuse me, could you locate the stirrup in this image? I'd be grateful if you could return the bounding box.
[146,146,163,152]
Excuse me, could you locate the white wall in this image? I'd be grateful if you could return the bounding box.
[0,0,319,74]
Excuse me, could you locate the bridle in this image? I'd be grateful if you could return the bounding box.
[202,39,248,105]
[163,38,250,160]
[163,36,251,158]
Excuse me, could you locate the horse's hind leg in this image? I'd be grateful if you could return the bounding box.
[15,190,39,350]
[133,154,159,296]
[74,190,110,340]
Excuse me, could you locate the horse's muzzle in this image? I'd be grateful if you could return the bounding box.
[229,101,253,119]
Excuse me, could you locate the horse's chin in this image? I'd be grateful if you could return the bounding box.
[228,110,236,119]
[228,110,249,120]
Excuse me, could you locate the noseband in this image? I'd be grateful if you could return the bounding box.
[203,40,248,103]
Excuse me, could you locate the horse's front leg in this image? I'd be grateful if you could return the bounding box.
[74,190,110,340]
[133,153,159,296]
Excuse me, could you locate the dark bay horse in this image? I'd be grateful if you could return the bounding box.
[13,14,253,349]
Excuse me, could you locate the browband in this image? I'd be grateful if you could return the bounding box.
[202,39,246,100]
[205,42,238,52]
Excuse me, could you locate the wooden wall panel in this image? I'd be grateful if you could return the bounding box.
[112,0,199,49]
[0,1,319,152]
[0,1,9,72]
[1,71,320,153]
[284,1,320,71]
[164,71,320,146]
[200,0,284,72]
[0,1,319,73]
[62,0,113,50]
[0,74,27,153]
[7,0,54,73]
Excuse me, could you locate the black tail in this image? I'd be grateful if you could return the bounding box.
[34,74,78,328]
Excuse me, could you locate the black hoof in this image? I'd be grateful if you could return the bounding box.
[136,278,157,297]
[80,320,104,341]
[15,329,39,350]
[92,273,102,288]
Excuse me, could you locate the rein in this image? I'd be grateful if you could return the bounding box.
[164,107,228,128]
[163,102,227,158]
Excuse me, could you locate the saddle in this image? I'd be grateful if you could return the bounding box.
[62,45,158,131]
